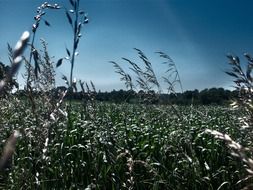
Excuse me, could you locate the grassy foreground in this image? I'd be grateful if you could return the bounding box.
[0,101,250,189]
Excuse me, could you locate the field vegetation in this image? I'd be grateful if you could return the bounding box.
[0,1,253,189]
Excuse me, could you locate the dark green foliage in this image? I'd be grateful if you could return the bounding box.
[56,58,63,68]
[93,88,235,105]
[0,102,249,189]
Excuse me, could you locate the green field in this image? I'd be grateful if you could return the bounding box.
[0,99,250,189]
[1,1,253,189]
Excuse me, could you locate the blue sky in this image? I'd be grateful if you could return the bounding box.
[1,0,253,91]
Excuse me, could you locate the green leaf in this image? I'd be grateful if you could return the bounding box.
[225,71,238,78]
[44,20,50,27]
[79,10,85,15]
[69,0,74,7]
[56,58,63,67]
[66,11,73,26]
[32,49,40,78]
[66,48,71,57]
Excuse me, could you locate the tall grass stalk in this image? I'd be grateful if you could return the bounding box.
[27,2,60,87]
[57,0,88,89]
[0,31,29,172]
[0,31,30,93]
[206,53,253,189]
[111,49,183,100]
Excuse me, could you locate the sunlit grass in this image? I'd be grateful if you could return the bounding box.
[0,102,248,189]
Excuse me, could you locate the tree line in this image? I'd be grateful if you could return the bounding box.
[16,87,236,105]
[93,88,236,105]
